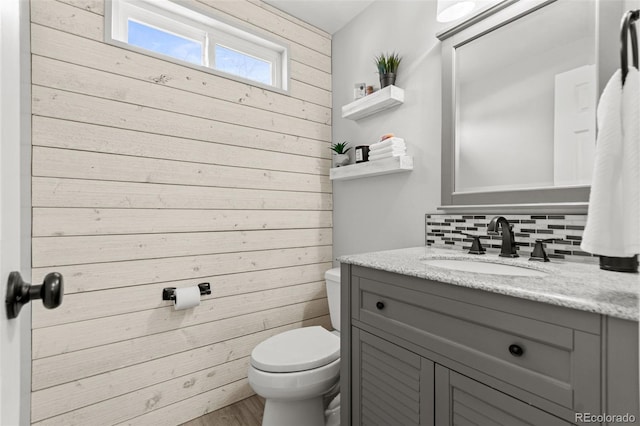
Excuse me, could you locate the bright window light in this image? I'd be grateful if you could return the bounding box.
[108,0,288,91]
[127,20,203,66]
[215,45,272,86]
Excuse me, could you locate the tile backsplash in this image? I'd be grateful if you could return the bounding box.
[425,213,596,264]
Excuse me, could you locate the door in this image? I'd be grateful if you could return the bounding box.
[1,0,31,424]
[352,328,435,426]
[434,366,572,426]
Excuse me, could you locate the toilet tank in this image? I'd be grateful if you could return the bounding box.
[325,268,341,331]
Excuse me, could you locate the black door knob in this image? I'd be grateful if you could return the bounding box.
[508,344,524,357]
[376,301,385,310]
[38,272,64,309]
[5,271,64,319]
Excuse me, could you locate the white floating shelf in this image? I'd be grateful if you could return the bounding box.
[341,85,405,120]
[330,156,413,181]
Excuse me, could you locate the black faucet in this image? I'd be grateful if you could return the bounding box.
[487,216,518,258]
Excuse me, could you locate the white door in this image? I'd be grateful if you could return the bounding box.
[1,0,31,424]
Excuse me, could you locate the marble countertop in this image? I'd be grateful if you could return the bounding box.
[337,246,639,321]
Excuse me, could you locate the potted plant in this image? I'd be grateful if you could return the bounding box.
[375,52,402,88]
[330,142,351,167]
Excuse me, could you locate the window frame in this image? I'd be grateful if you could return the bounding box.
[106,0,289,92]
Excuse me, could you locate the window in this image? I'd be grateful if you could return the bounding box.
[215,45,272,86]
[108,0,288,90]
[127,20,204,66]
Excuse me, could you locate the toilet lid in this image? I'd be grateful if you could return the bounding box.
[250,326,340,373]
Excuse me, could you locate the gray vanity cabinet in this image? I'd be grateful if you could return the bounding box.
[340,264,639,426]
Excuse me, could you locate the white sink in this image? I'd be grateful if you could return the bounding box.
[421,258,547,277]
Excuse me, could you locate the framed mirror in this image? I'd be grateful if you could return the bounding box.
[438,0,623,212]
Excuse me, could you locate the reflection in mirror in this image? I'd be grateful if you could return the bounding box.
[454,0,596,194]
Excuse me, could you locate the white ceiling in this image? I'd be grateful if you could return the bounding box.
[263,0,375,34]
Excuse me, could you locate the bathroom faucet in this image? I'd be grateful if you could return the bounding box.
[487,216,519,258]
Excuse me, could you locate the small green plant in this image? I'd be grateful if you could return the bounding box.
[330,141,351,154]
[375,52,402,75]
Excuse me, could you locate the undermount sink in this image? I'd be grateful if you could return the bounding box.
[421,258,548,277]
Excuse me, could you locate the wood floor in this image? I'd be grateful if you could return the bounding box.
[180,395,265,426]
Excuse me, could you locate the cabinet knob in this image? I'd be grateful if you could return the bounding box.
[508,344,524,357]
[375,301,385,310]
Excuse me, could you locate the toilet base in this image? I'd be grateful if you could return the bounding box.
[262,396,325,426]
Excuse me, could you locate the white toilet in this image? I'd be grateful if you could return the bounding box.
[248,268,341,426]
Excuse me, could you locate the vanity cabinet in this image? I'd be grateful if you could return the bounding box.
[340,264,639,425]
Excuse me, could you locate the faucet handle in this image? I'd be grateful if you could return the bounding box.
[460,232,486,255]
[529,238,556,262]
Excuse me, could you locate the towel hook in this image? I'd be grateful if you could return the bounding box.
[621,9,640,85]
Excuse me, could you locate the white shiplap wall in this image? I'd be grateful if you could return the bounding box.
[29,0,332,424]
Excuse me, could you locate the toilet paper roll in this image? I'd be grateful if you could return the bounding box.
[173,286,201,310]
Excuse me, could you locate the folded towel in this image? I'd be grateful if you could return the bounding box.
[368,146,406,157]
[369,151,406,161]
[581,68,640,257]
[368,151,406,161]
[369,142,405,153]
[369,137,405,151]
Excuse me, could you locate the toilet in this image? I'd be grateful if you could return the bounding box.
[248,268,341,426]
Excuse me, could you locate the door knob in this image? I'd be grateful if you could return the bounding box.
[5,271,63,319]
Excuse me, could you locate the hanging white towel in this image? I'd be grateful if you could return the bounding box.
[581,68,640,257]
[622,68,640,255]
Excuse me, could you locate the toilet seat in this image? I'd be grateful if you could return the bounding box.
[250,326,339,373]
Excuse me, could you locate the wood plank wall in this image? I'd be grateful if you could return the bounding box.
[29,0,332,424]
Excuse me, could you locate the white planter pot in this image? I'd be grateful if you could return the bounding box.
[333,153,350,167]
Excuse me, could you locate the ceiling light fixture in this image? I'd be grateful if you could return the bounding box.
[436,0,476,23]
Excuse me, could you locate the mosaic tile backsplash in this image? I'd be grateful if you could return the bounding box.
[425,213,597,264]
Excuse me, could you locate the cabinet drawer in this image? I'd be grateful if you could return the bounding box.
[353,276,600,412]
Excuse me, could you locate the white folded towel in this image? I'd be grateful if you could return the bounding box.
[368,150,406,161]
[369,151,407,158]
[370,141,405,150]
[369,137,405,151]
[581,68,640,257]
[369,145,406,157]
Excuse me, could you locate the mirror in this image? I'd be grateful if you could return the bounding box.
[438,0,623,210]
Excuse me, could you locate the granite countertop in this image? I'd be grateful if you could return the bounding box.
[337,246,639,321]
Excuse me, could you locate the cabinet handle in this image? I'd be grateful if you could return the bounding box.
[375,301,385,310]
[508,344,524,357]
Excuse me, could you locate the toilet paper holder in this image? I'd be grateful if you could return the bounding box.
[162,283,211,301]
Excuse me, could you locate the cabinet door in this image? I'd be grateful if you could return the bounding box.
[435,365,571,426]
[352,328,434,426]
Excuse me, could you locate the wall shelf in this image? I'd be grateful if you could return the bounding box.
[330,156,413,181]
[341,85,405,120]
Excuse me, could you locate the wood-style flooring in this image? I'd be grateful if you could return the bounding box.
[180,395,265,426]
